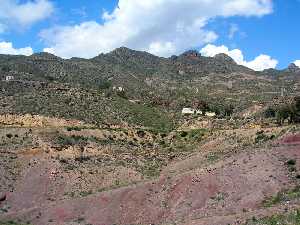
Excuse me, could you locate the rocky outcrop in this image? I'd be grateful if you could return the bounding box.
[287,63,300,73]
[0,114,85,127]
[214,53,236,64]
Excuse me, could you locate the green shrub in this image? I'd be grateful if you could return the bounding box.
[0,221,29,225]
[244,209,300,225]
[263,186,300,207]
[265,107,276,118]
[55,135,88,147]
[66,126,82,132]
[287,159,296,166]
[6,134,13,139]
[98,80,112,90]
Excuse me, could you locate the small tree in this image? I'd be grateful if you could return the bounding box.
[276,105,290,125]
[99,80,112,90]
[224,104,234,117]
[265,107,276,118]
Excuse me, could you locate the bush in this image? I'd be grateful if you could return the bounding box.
[6,133,13,139]
[273,96,300,125]
[98,80,112,90]
[287,159,296,166]
[276,105,291,125]
[265,107,276,118]
[180,131,188,137]
[55,135,88,147]
[66,126,82,132]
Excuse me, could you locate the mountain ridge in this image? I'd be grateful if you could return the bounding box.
[1,46,297,72]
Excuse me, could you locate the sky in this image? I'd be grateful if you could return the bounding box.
[0,0,299,71]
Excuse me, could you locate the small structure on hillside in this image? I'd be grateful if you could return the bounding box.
[182,108,216,117]
[182,108,202,115]
[129,99,141,104]
[205,112,216,117]
[182,108,194,115]
[113,86,124,92]
[5,76,14,81]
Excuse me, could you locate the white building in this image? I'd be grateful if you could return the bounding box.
[196,110,203,115]
[205,112,216,117]
[182,108,215,117]
[113,86,124,92]
[182,108,195,115]
[5,76,14,81]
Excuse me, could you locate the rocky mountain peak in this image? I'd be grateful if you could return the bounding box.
[287,63,300,73]
[109,47,138,57]
[214,53,236,64]
[180,50,201,58]
[29,52,60,61]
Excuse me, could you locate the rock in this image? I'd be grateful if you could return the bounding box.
[0,193,6,202]
[287,63,300,73]
[180,50,201,58]
[214,53,236,64]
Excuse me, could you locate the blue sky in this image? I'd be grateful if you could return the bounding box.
[0,0,299,70]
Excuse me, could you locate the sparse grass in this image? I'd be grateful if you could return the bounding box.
[97,180,134,193]
[66,126,82,131]
[0,221,30,225]
[262,186,300,207]
[139,159,163,178]
[244,209,300,225]
[255,130,275,144]
[206,153,220,163]
[55,134,88,147]
[79,190,93,197]
[286,159,297,173]
[177,129,207,142]
[112,97,174,132]
[210,192,226,202]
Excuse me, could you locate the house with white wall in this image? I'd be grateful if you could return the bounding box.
[182,108,216,117]
[5,76,14,81]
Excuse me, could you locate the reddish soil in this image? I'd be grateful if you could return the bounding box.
[1,138,300,225]
[279,133,300,145]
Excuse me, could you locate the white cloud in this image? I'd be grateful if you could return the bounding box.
[200,44,278,71]
[294,60,300,68]
[41,0,273,58]
[0,42,33,55]
[245,54,278,71]
[0,0,54,32]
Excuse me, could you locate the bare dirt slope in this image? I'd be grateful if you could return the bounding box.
[1,121,300,225]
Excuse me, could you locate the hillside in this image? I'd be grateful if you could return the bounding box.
[1,48,300,225]
[0,47,299,129]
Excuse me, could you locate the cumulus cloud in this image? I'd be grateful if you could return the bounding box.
[41,0,273,58]
[0,42,33,55]
[200,44,278,71]
[294,60,300,68]
[0,0,54,32]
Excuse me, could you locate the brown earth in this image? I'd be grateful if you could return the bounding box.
[0,121,300,225]
[0,114,86,128]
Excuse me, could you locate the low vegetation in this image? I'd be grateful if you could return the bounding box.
[263,186,300,207]
[244,209,300,225]
[0,221,30,225]
[265,97,300,125]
